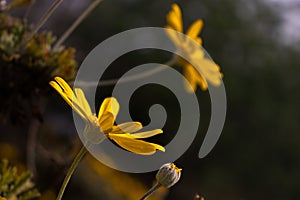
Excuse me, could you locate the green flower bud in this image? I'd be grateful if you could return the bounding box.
[155,163,182,188]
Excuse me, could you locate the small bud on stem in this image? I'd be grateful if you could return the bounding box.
[140,163,182,200]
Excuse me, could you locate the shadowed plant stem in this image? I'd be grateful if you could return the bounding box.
[27,95,45,177]
[54,0,103,50]
[75,57,177,87]
[56,142,89,200]
[140,182,162,200]
[19,0,63,49]
[27,117,39,176]
[23,0,36,20]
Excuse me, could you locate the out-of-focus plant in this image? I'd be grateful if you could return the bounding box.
[86,155,166,200]
[0,1,77,124]
[0,159,40,200]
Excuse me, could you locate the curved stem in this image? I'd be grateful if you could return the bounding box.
[19,0,63,49]
[53,0,103,50]
[27,117,39,177]
[140,182,162,200]
[75,57,177,87]
[27,95,45,178]
[56,142,89,200]
[23,0,36,20]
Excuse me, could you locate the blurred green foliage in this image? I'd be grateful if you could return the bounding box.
[0,159,40,200]
[0,8,77,123]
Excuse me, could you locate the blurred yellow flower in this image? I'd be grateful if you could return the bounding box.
[166,4,222,92]
[50,77,165,155]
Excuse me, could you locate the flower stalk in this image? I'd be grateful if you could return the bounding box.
[140,163,182,200]
[74,57,177,87]
[54,0,103,50]
[19,0,63,49]
[139,183,162,200]
[56,142,89,200]
[23,0,36,19]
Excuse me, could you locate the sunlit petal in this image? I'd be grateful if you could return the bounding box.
[183,65,197,92]
[74,88,92,116]
[50,81,88,120]
[166,4,183,32]
[165,28,183,48]
[54,76,74,99]
[196,75,208,91]
[189,47,205,60]
[186,19,203,39]
[194,37,202,45]
[108,133,165,155]
[98,97,119,121]
[194,59,222,86]
[99,112,114,133]
[111,122,143,134]
[53,77,90,115]
[171,4,182,20]
[131,129,163,139]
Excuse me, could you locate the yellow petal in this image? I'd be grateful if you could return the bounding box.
[189,44,205,59]
[166,4,183,32]
[108,133,165,155]
[50,81,88,120]
[49,81,64,95]
[98,97,119,121]
[111,122,143,134]
[99,112,114,133]
[183,64,198,93]
[194,37,203,45]
[54,76,74,99]
[165,27,183,47]
[194,58,222,87]
[131,129,163,139]
[196,75,208,91]
[171,4,182,20]
[74,88,92,116]
[52,77,92,117]
[186,19,203,39]
[184,37,203,56]
[187,63,209,91]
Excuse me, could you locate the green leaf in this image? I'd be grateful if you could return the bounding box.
[0,160,40,200]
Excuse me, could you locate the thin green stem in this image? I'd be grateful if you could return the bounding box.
[27,95,46,178]
[23,0,36,20]
[56,142,89,200]
[53,0,103,50]
[75,57,177,87]
[19,0,63,50]
[26,117,39,177]
[140,182,162,200]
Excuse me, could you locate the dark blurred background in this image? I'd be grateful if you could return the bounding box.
[1,0,300,199]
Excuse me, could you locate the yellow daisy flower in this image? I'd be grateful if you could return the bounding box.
[165,3,222,92]
[50,77,165,155]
